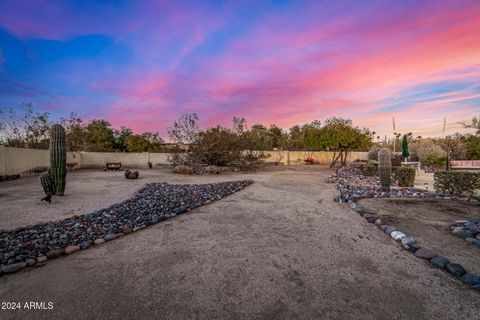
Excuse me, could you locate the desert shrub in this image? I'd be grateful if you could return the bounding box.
[361,163,377,176]
[426,155,447,169]
[411,139,446,166]
[173,165,194,174]
[205,165,221,174]
[434,171,480,197]
[393,167,416,187]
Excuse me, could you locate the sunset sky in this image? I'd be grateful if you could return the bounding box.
[0,0,479,138]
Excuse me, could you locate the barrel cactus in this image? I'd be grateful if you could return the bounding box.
[50,124,67,195]
[378,148,391,191]
[40,171,55,195]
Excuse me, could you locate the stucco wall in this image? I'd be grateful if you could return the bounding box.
[0,146,369,175]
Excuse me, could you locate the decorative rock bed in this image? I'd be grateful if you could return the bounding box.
[330,165,480,294]
[0,180,253,276]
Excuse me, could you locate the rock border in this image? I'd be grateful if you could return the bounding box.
[331,166,480,294]
[0,180,253,277]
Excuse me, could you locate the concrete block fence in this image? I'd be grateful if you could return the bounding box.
[0,146,368,175]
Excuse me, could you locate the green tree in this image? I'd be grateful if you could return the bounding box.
[319,117,373,167]
[113,126,133,152]
[61,112,87,151]
[85,119,115,152]
[0,103,51,149]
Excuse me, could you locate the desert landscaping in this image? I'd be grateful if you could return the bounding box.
[1,166,479,320]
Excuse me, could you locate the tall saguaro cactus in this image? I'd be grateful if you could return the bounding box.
[50,124,67,195]
[378,148,391,192]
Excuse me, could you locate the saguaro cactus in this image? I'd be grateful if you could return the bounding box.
[378,148,391,191]
[50,124,67,195]
[40,172,55,195]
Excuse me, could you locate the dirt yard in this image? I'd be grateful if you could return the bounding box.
[0,167,479,320]
[359,198,480,273]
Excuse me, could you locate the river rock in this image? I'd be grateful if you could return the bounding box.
[94,238,106,245]
[457,230,474,239]
[461,273,480,285]
[46,249,64,259]
[25,258,37,267]
[391,231,406,241]
[430,256,449,268]
[414,248,436,259]
[452,227,463,234]
[1,262,26,274]
[446,263,466,277]
[37,256,47,263]
[384,226,396,235]
[65,245,80,255]
[104,234,117,241]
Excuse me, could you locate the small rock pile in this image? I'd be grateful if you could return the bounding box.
[0,180,253,276]
[450,217,480,248]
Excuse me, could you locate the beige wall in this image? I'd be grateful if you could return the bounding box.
[0,146,368,175]
[263,150,368,165]
[0,145,50,175]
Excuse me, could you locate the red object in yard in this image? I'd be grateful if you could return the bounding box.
[304,157,315,163]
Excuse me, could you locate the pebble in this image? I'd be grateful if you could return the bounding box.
[366,216,377,223]
[457,230,474,239]
[374,219,383,226]
[405,244,420,252]
[37,256,47,263]
[46,249,64,259]
[122,227,132,234]
[104,234,117,241]
[473,284,480,293]
[414,248,436,259]
[384,226,396,235]
[452,227,463,234]
[477,234,480,240]
[401,236,415,247]
[461,273,480,285]
[65,246,80,255]
[430,256,449,268]
[473,239,480,248]
[94,238,106,245]
[25,258,37,267]
[391,231,406,241]
[446,263,466,277]
[1,262,26,274]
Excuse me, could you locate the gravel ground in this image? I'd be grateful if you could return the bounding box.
[0,166,479,319]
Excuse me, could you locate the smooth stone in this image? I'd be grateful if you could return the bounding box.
[401,236,415,247]
[104,234,116,241]
[1,262,26,274]
[363,213,375,219]
[380,225,388,232]
[94,238,106,245]
[384,226,396,235]
[391,231,406,241]
[476,234,480,240]
[25,258,37,267]
[122,227,132,234]
[446,263,466,277]
[461,273,480,285]
[452,227,463,234]
[430,256,449,268]
[46,249,64,259]
[366,216,377,223]
[65,245,80,255]
[374,219,383,226]
[457,230,474,239]
[414,248,436,259]
[473,284,480,293]
[473,239,480,248]
[37,256,47,263]
[405,244,421,252]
